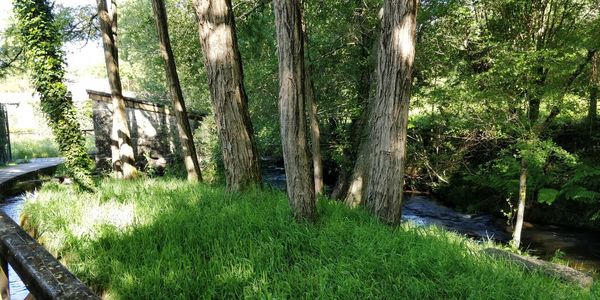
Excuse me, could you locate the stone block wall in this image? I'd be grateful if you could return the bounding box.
[88,90,204,171]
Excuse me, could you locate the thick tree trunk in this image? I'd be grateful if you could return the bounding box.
[152,0,203,182]
[194,0,262,191]
[97,0,137,179]
[344,0,418,225]
[512,159,528,248]
[273,0,316,222]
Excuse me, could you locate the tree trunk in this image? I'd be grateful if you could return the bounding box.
[300,5,323,195]
[97,0,137,179]
[333,4,378,200]
[512,159,528,248]
[194,0,262,191]
[589,52,598,131]
[307,71,323,195]
[591,86,598,128]
[152,0,203,182]
[344,0,418,225]
[273,0,316,222]
[13,0,95,191]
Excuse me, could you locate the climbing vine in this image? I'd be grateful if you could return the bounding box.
[13,0,95,191]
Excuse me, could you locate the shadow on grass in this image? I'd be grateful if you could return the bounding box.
[41,184,595,299]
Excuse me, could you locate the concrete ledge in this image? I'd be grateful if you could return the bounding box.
[483,248,594,288]
[0,158,64,198]
[86,90,207,121]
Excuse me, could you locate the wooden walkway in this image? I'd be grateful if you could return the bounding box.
[0,158,64,189]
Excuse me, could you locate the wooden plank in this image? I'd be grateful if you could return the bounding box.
[0,212,99,299]
[483,248,594,288]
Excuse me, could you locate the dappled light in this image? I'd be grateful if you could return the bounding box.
[206,25,231,63]
[19,179,597,298]
[2,0,600,298]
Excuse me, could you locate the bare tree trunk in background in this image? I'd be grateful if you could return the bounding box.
[194,0,262,191]
[306,70,323,195]
[512,159,528,248]
[273,0,316,222]
[344,0,418,225]
[332,2,378,200]
[590,52,598,131]
[301,2,323,195]
[97,0,138,179]
[152,0,203,182]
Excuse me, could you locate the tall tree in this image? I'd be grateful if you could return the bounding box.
[345,0,418,224]
[273,0,316,221]
[151,0,203,182]
[13,0,95,191]
[97,0,138,179]
[194,0,262,191]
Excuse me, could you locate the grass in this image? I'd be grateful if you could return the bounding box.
[11,136,60,160]
[9,135,95,161]
[22,178,599,299]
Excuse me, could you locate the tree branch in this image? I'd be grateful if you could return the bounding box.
[536,48,597,133]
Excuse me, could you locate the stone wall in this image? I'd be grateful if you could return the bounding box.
[88,90,205,171]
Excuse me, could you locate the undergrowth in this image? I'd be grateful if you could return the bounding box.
[22,179,598,299]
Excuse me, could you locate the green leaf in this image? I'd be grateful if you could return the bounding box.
[538,188,560,205]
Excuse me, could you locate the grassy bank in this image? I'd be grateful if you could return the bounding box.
[10,135,96,161]
[22,179,597,299]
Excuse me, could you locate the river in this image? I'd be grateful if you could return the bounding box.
[262,161,600,272]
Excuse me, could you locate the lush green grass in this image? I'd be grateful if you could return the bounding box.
[11,137,60,160]
[22,179,598,299]
[10,135,95,160]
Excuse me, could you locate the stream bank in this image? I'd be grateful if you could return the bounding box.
[263,161,600,272]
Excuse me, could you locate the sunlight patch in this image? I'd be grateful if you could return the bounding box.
[71,201,135,237]
[217,261,255,284]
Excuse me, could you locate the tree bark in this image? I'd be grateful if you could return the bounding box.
[512,159,528,248]
[300,4,323,195]
[152,0,203,182]
[97,0,137,179]
[344,0,418,225]
[273,0,316,222]
[194,0,262,191]
[306,70,323,195]
[590,52,598,130]
[333,3,378,200]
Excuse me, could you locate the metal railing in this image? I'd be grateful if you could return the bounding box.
[0,104,10,165]
[0,212,99,299]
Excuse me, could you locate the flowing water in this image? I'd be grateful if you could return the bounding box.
[0,194,31,300]
[262,162,600,272]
